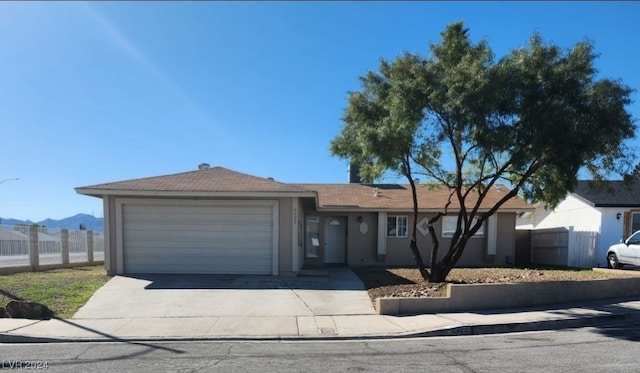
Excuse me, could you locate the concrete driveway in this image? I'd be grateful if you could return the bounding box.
[73,267,376,319]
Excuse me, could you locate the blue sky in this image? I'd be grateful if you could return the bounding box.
[0,1,638,221]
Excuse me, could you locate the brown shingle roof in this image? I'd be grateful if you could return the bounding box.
[295,183,532,211]
[76,166,312,195]
[76,166,532,211]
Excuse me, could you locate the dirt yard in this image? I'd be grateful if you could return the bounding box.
[353,266,640,300]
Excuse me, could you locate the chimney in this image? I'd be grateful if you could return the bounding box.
[198,163,210,170]
[348,163,361,184]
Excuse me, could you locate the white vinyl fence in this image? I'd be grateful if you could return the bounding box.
[0,224,104,273]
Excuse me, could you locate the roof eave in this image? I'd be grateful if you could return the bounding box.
[593,203,640,208]
[571,192,640,208]
[75,188,317,199]
[569,192,597,207]
[315,206,533,212]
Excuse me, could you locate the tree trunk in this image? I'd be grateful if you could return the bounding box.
[429,236,470,282]
[429,262,450,283]
[407,173,430,280]
[427,213,443,282]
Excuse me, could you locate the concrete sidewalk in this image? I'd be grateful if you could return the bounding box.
[2,297,640,343]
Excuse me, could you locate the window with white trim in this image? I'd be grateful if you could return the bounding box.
[441,216,484,238]
[304,216,320,258]
[387,216,408,237]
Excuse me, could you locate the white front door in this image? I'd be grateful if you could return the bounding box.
[324,217,347,264]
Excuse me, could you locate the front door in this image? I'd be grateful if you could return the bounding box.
[324,217,347,264]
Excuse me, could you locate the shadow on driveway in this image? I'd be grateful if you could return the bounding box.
[128,267,366,291]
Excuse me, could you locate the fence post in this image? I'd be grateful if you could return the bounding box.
[61,229,69,264]
[567,226,575,268]
[87,230,94,263]
[29,225,39,271]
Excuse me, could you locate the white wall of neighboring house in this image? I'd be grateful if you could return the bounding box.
[599,207,626,266]
[533,194,601,231]
[515,204,545,230]
[515,192,639,268]
[517,194,604,268]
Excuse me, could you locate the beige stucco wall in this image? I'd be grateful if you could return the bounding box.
[496,212,516,265]
[297,198,305,270]
[103,195,118,275]
[383,212,516,268]
[345,212,378,267]
[450,213,516,267]
[309,212,379,267]
[277,197,294,275]
[384,213,439,266]
[101,196,517,275]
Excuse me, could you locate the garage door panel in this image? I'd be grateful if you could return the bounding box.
[125,252,272,275]
[124,231,271,245]
[124,240,271,249]
[122,201,276,274]
[126,249,272,261]
[125,224,272,235]
[124,206,272,219]
[125,204,272,214]
[125,216,273,227]
[127,221,272,230]
[125,249,272,260]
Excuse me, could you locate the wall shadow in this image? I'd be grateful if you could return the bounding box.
[461,296,640,342]
[123,268,368,291]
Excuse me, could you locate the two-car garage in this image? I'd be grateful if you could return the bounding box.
[117,199,279,275]
[75,166,315,276]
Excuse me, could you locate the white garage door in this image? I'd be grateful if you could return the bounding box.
[121,201,276,274]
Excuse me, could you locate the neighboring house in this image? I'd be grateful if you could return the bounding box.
[75,164,533,276]
[517,180,640,268]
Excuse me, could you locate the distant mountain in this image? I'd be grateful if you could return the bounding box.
[0,218,35,226]
[0,213,103,231]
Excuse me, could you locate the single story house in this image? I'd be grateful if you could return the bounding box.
[517,180,640,268]
[76,164,533,276]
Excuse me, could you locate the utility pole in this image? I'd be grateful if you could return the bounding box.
[0,178,19,223]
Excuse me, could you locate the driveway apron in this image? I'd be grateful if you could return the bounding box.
[72,268,375,319]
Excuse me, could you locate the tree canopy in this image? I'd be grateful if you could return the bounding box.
[331,22,636,282]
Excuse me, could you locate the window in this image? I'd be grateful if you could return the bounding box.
[387,216,408,237]
[627,231,640,245]
[305,216,320,258]
[442,216,484,238]
[632,212,640,234]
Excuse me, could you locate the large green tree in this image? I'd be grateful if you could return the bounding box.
[331,23,636,282]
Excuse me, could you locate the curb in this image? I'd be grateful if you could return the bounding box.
[2,312,639,344]
[409,312,640,338]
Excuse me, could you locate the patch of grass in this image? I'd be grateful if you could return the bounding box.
[0,266,111,318]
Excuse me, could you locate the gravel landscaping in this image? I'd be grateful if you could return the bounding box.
[353,266,640,301]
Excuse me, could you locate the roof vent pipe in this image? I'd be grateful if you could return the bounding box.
[198,163,210,170]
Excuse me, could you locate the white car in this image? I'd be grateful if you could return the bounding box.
[607,230,640,269]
